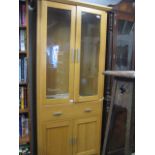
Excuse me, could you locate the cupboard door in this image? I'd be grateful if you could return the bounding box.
[73,117,101,155]
[43,120,73,155]
[39,1,76,105]
[74,6,107,103]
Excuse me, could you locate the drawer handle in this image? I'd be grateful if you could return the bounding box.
[84,108,92,113]
[53,112,63,116]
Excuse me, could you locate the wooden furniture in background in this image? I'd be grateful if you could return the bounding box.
[102,71,135,155]
[102,1,135,154]
[37,1,111,155]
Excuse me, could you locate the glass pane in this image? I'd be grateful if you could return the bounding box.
[80,12,100,96]
[46,8,71,99]
[115,20,134,70]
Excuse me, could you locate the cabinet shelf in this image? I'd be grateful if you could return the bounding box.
[19,51,27,55]
[19,25,26,29]
[19,108,29,113]
[19,82,27,86]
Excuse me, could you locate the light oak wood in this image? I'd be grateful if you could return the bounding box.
[41,0,112,11]
[73,116,100,155]
[42,120,73,155]
[41,1,76,105]
[74,6,107,103]
[37,1,108,155]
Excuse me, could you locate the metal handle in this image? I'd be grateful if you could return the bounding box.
[77,48,80,63]
[75,49,78,63]
[69,138,73,145]
[72,48,74,63]
[53,111,63,116]
[73,137,77,145]
[84,108,92,113]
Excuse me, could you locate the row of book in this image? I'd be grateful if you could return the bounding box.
[19,57,27,83]
[19,144,30,155]
[19,87,28,110]
[19,114,29,138]
[19,29,26,51]
[19,3,26,26]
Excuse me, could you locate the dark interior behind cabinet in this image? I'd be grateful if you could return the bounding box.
[102,0,135,155]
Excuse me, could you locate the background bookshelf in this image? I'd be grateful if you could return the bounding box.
[19,0,31,154]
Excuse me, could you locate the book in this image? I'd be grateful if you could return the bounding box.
[24,87,27,108]
[25,118,29,136]
[21,114,26,137]
[19,59,21,82]
[21,4,26,26]
[20,87,24,110]
[21,57,24,81]
[24,58,27,82]
[19,87,28,110]
[19,57,27,83]
[19,115,22,138]
[20,30,26,51]
[19,3,26,27]
[19,4,21,26]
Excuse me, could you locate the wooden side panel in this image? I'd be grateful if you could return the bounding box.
[43,120,72,155]
[73,117,101,155]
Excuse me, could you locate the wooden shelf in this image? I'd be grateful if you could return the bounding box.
[19,82,27,86]
[19,108,29,113]
[19,136,30,145]
[19,25,26,29]
[19,51,27,55]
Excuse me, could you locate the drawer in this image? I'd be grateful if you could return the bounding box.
[41,105,72,121]
[74,101,102,117]
[40,101,102,121]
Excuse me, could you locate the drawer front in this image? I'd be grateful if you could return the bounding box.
[41,101,102,121]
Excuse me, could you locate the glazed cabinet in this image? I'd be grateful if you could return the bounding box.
[37,1,108,155]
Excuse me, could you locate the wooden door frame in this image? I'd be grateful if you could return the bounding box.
[74,6,107,103]
[37,1,76,106]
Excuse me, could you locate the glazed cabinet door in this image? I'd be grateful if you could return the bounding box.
[42,120,73,155]
[73,117,101,155]
[38,1,76,105]
[74,6,107,103]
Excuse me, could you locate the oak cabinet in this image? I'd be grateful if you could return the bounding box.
[37,1,108,155]
[42,116,101,155]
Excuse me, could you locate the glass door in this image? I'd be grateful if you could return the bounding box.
[74,6,107,103]
[41,1,76,104]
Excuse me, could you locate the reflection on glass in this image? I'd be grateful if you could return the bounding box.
[80,12,100,96]
[46,8,71,99]
[115,20,134,70]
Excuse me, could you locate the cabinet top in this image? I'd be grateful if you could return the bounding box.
[40,0,112,11]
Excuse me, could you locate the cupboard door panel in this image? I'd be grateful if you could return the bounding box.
[73,117,100,155]
[74,6,107,102]
[40,1,76,105]
[43,120,72,155]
